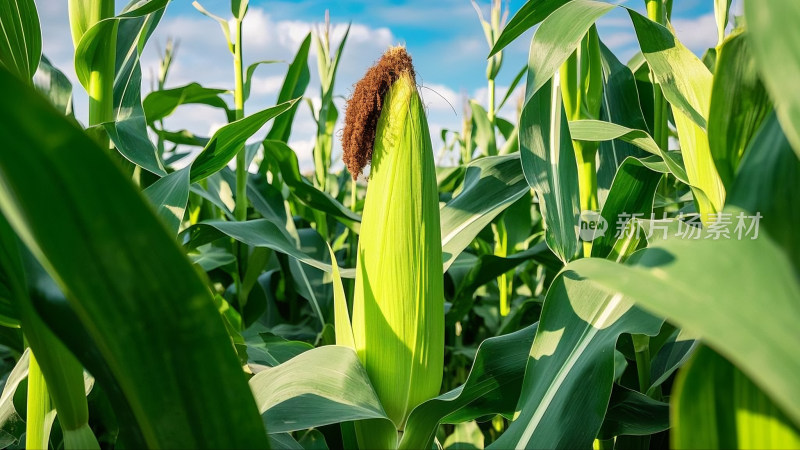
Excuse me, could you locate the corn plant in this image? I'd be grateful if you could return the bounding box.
[0,0,799,448]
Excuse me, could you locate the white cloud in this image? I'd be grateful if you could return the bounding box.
[420,83,459,113]
[671,13,718,52]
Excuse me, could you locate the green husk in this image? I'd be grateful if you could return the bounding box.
[349,66,444,431]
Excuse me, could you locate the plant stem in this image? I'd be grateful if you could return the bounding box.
[26,351,50,450]
[233,19,246,222]
[488,77,496,123]
[597,438,615,450]
[494,218,510,316]
[233,17,248,308]
[576,141,598,257]
[632,333,652,393]
[646,0,669,152]
[87,0,115,138]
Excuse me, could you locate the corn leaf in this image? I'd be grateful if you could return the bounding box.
[673,345,800,448]
[104,5,170,176]
[440,154,529,271]
[489,0,570,57]
[591,157,662,258]
[399,324,537,450]
[0,0,40,82]
[143,82,231,124]
[264,140,361,232]
[522,0,615,103]
[629,9,725,219]
[265,33,311,142]
[0,68,269,448]
[34,55,73,114]
[520,76,580,263]
[598,386,669,439]
[569,119,689,183]
[142,166,191,235]
[189,99,297,183]
[727,114,800,271]
[568,225,800,427]
[745,0,800,158]
[250,345,390,433]
[708,31,771,190]
[469,100,497,156]
[182,219,348,276]
[490,268,662,448]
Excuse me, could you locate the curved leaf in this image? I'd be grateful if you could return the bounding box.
[745,0,800,158]
[250,345,390,434]
[520,76,579,263]
[489,0,570,57]
[264,140,361,232]
[440,154,529,271]
[143,82,230,124]
[673,345,800,448]
[0,0,40,82]
[190,100,298,183]
[0,68,269,448]
[522,0,614,103]
[568,224,800,427]
[490,268,662,448]
[399,325,538,450]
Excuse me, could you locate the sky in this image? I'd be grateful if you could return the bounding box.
[38,0,742,171]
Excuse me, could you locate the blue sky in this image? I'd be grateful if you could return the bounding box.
[38,0,739,169]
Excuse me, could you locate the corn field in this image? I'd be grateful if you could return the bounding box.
[0,0,798,448]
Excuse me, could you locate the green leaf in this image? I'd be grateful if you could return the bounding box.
[440,154,529,271]
[469,100,497,156]
[399,325,537,450]
[728,113,800,271]
[249,345,390,433]
[243,60,281,101]
[714,0,732,45]
[598,386,669,439]
[0,68,269,448]
[708,31,771,189]
[442,421,484,450]
[0,216,99,449]
[445,243,560,323]
[673,346,800,448]
[522,0,614,102]
[648,329,698,396]
[628,9,725,219]
[266,33,311,142]
[568,224,800,427]
[143,82,230,124]
[596,40,650,207]
[520,77,580,263]
[745,0,800,158]
[142,167,191,235]
[192,1,233,52]
[34,55,73,115]
[569,119,689,184]
[0,350,28,446]
[490,267,662,448]
[232,0,248,19]
[190,99,298,183]
[627,9,711,130]
[591,157,662,258]
[106,7,170,176]
[328,245,355,350]
[0,0,41,82]
[489,0,570,57]
[264,140,361,232]
[182,219,347,276]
